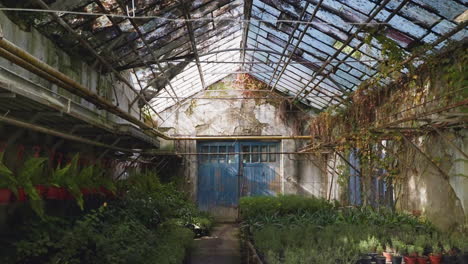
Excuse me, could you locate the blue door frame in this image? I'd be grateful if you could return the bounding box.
[197,141,280,212]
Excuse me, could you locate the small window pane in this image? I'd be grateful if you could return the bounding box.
[269,145,277,162]
[200,146,209,163]
[228,146,235,163]
[261,145,268,162]
[219,146,226,163]
[210,146,218,163]
[251,146,259,162]
[242,146,250,163]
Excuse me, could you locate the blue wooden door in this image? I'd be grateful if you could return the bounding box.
[197,141,280,215]
[240,142,280,197]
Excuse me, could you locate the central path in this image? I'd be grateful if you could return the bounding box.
[188,223,241,264]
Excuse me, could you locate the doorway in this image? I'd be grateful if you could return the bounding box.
[197,141,281,219]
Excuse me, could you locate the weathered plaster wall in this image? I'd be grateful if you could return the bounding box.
[396,130,468,231]
[0,11,140,123]
[156,76,324,202]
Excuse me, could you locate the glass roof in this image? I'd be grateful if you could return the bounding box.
[0,0,466,112]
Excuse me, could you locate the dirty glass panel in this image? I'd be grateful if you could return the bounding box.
[242,145,251,163]
[251,146,260,163]
[269,144,277,162]
[200,146,209,163]
[228,146,235,164]
[219,146,226,163]
[210,146,218,163]
[261,145,268,162]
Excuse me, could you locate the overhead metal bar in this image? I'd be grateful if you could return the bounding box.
[266,1,313,87]
[32,0,164,118]
[295,0,410,102]
[179,0,206,90]
[240,0,253,70]
[114,0,181,104]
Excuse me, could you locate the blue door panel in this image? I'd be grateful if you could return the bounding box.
[197,141,280,211]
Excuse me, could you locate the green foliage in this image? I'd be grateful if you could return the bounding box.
[0,151,17,195]
[240,195,332,220]
[240,195,446,263]
[10,170,211,264]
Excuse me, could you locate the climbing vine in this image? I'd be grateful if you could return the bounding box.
[308,35,467,206]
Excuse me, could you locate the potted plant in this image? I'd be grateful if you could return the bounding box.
[416,246,428,264]
[454,236,468,264]
[383,242,393,262]
[48,161,71,200]
[429,244,442,264]
[0,152,16,204]
[16,156,47,201]
[15,156,46,217]
[404,245,417,264]
[375,244,387,264]
[358,240,373,264]
[392,240,404,264]
[442,241,457,264]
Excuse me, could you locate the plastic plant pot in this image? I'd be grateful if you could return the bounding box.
[417,256,428,264]
[0,188,12,204]
[429,255,442,264]
[404,256,417,264]
[392,255,402,264]
[458,253,468,264]
[359,256,372,264]
[47,186,63,200]
[375,256,386,264]
[34,185,47,198]
[383,252,393,262]
[17,188,27,201]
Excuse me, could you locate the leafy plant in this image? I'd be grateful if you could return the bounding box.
[16,156,47,217]
[0,151,17,196]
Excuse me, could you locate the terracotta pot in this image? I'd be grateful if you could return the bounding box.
[17,188,27,201]
[429,255,442,264]
[417,256,428,264]
[35,185,47,197]
[404,256,417,264]
[0,188,12,204]
[383,252,393,262]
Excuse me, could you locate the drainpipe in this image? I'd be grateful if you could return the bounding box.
[0,34,312,141]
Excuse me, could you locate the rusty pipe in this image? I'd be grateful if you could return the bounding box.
[0,37,169,139]
[0,39,312,141]
[0,114,140,153]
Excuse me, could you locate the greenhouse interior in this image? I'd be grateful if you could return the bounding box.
[0,0,467,263]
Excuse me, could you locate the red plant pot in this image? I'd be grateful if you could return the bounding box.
[417,256,428,264]
[383,252,393,262]
[99,187,114,198]
[17,188,27,201]
[405,256,417,264]
[35,185,47,197]
[64,189,74,200]
[47,186,65,200]
[429,255,442,264]
[81,188,92,196]
[0,188,12,204]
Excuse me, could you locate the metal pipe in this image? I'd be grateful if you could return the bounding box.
[0,42,313,141]
[33,0,164,118]
[0,114,138,153]
[0,39,168,139]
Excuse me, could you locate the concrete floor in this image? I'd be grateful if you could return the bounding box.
[188,223,241,264]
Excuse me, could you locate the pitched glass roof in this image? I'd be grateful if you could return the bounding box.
[0,0,466,112]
